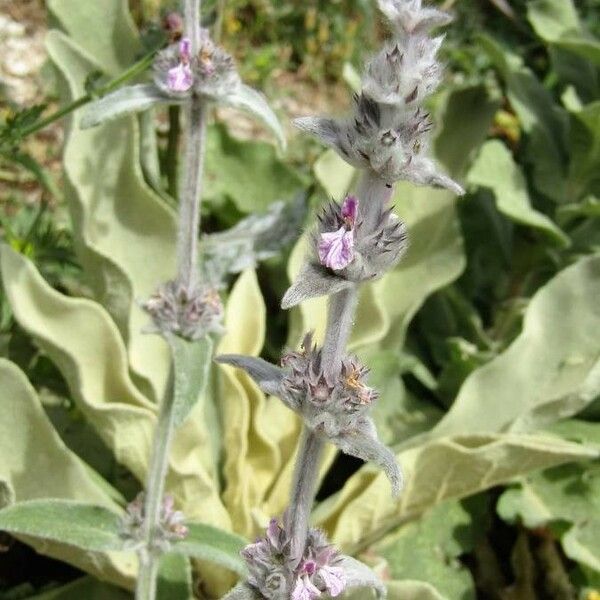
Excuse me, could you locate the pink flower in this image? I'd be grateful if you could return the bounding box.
[292,575,322,600]
[318,565,346,597]
[168,63,193,92]
[341,195,359,224]
[167,37,193,92]
[318,226,354,270]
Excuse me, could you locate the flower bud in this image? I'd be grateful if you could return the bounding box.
[143,279,224,340]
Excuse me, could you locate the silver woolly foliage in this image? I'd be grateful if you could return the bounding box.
[217,332,402,497]
[294,0,464,195]
[142,279,224,340]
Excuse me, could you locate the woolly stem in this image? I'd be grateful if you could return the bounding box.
[176,99,207,290]
[136,2,206,598]
[287,428,325,564]
[135,372,176,600]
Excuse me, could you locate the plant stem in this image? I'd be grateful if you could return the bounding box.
[286,170,390,563]
[135,371,176,600]
[287,271,359,564]
[136,2,206,598]
[17,51,156,141]
[176,99,207,290]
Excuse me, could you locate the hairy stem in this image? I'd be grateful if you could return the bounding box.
[287,428,325,564]
[176,99,207,290]
[136,2,205,598]
[135,372,176,600]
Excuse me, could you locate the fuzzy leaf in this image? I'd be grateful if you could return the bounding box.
[314,149,355,199]
[157,553,194,600]
[173,522,248,575]
[282,262,353,309]
[340,555,386,598]
[169,335,213,427]
[204,124,304,214]
[46,29,176,401]
[80,84,177,129]
[0,244,155,482]
[215,355,285,397]
[48,0,140,77]
[386,580,448,600]
[0,499,124,552]
[0,358,133,586]
[315,433,598,552]
[467,140,569,245]
[202,196,306,281]
[218,270,285,539]
[331,419,403,497]
[374,500,480,599]
[431,255,600,438]
[225,84,286,149]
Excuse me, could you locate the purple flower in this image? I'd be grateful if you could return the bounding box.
[341,195,358,224]
[167,63,193,92]
[318,565,346,597]
[318,226,354,270]
[292,575,321,600]
[167,37,194,92]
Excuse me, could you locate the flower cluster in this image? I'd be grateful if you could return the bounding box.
[142,279,224,340]
[242,520,347,600]
[153,29,240,100]
[120,493,188,552]
[281,194,407,309]
[217,334,402,497]
[294,0,463,195]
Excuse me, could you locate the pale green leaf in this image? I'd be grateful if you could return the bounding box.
[48,0,140,76]
[204,123,304,213]
[0,244,156,483]
[373,500,480,600]
[81,84,176,129]
[169,335,213,427]
[0,358,134,587]
[157,553,193,600]
[314,149,355,199]
[46,29,176,400]
[0,499,125,552]
[435,85,501,177]
[386,580,448,600]
[218,270,284,538]
[498,459,600,573]
[174,522,247,575]
[225,84,286,149]
[467,140,569,245]
[431,255,600,438]
[314,433,597,553]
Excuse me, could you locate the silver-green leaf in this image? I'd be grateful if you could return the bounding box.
[225,84,286,150]
[0,499,125,552]
[80,84,178,129]
[172,522,248,576]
